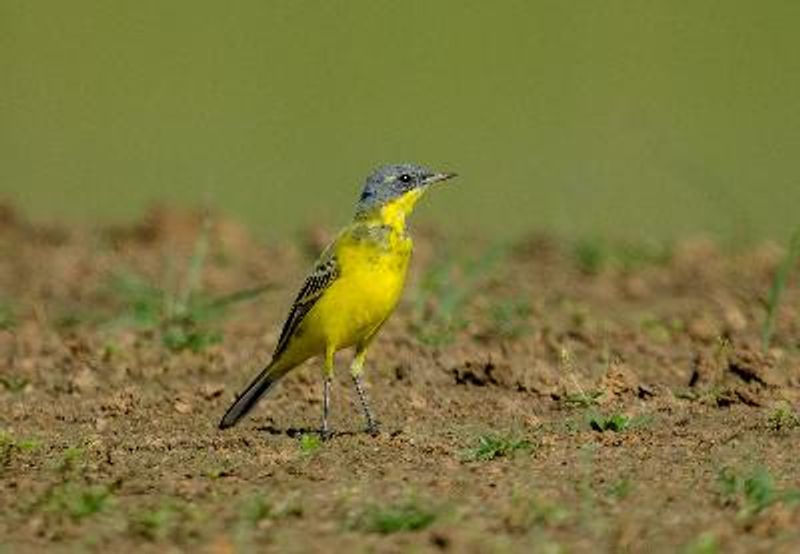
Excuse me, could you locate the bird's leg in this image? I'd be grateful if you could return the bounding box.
[351,345,379,436]
[320,347,335,440]
[352,374,378,435]
[321,378,332,438]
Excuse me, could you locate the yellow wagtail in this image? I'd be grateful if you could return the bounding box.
[219,164,457,436]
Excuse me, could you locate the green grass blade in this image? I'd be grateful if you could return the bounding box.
[762,227,800,350]
[175,216,211,317]
[200,284,272,314]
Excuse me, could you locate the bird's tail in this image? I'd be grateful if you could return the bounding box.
[218,360,289,430]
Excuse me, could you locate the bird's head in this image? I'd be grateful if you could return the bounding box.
[355,163,457,219]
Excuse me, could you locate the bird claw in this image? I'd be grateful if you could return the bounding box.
[365,421,380,437]
[319,427,335,441]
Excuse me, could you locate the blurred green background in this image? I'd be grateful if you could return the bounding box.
[2,1,799,241]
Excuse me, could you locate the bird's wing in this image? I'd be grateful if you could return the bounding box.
[272,250,340,358]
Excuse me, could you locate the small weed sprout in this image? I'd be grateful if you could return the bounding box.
[20,445,119,525]
[575,444,601,533]
[129,505,176,541]
[0,300,15,330]
[238,495,273,528]
[562,390,603,409]
[574,238,609,274]
[766,403,800,431]
[243,492,302,523]
[461,433,533,462]
[717,466,800,520]
[683,532,719,554]
[574,238,671,274]
[0,431,41,468]
[641,316,685,343]
[107,218,268,352]
[298,433,323,455]
[488,297,533,339]
[44,483,113,521]
[0,375,30,393]
[761,226,800,350]
[351,499,437,534]
[558,347,602,408]
[588,413,630,433]
[128,500,210,543]
[233,493,302,546]
[606,478,632,500]
[57,446,85,474]
[504,492,570,532]
[15,436,40,452]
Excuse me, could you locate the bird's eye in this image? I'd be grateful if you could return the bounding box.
[398,174,412,183]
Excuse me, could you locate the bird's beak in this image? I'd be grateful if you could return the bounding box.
[424,172,458,186]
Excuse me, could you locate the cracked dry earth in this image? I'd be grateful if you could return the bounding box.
[1,205,799,553]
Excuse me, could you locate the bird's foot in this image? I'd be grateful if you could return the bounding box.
[365,421,380,437]
[319,426,335,441]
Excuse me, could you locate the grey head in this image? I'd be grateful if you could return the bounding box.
[355,163,457,215]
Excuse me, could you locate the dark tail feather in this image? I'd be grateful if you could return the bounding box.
[218,362,286,430]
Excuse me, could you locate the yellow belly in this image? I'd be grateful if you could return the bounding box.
[284,238,411,362]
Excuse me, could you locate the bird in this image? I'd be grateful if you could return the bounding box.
[218,163,457,436]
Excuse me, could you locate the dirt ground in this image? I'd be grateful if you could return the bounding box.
[1,205,799,553]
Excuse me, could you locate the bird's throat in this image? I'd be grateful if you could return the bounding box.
[374,188,425,233]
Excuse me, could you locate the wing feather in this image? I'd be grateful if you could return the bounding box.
[272,253,340,358]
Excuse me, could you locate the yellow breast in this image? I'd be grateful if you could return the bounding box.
[283,188,425,359]
[303,228,411,351]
